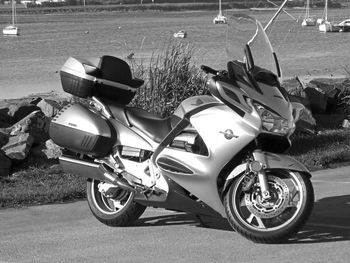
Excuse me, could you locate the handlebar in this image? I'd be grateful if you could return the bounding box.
[201,65,219,75]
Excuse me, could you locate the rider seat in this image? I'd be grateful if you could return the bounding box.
[125,108,173,143]
[100,99,174,143]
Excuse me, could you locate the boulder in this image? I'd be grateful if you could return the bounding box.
[288,93,310,109]
[7,103,40,123]
[36,99,62,118]
[314,114,346,129]
[0,132,9,148]
[342,119,350,129]
[326,87,341,113]
[3,110,50,145]
[309,78,346,94]
[0,150,11,177]
[295,107,316,134]
[31,139,62,160]
[287,76,311,108]
[1,133,34,160]
[304,86,328,114]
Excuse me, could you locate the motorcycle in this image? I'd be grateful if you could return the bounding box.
[49,13,314,243]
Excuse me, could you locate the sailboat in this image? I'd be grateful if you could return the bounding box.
[3,0,19,36]
[301,0,316,26]
[318,0,340,32]
[213,0,227,24]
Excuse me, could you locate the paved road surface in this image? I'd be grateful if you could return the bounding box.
[0,167,349,263]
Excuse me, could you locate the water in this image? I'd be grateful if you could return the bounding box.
[1,9,350,99]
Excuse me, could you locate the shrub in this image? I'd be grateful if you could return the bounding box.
[340,66,350,114]
[129,41,208,117]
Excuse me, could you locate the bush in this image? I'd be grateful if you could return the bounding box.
[129,41,208,117]
[339,66,350,114]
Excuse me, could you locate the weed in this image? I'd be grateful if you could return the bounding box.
[129,41,208,117]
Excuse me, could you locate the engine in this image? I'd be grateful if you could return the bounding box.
[49,103,116,157]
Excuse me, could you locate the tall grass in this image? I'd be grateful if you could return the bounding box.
[339,65,350,114]
[129,41,208,117]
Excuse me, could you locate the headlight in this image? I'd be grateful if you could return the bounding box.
[253,102,293,135]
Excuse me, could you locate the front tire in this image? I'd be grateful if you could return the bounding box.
[224,170,314,243]
[86,179,146,227]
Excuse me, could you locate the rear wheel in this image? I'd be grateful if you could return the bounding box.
[224,170,314,243]
[86,179,146,227]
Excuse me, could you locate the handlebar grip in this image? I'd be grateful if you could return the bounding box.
[201,65,218,75]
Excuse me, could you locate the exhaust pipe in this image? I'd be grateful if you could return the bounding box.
[59,155,135,192]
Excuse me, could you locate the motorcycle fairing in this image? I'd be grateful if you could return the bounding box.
[155,101,261,216]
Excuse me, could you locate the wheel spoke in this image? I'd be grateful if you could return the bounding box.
[112,200,124,210]
[107,199,116,211]
[246,213,266,229]
[247,213,255,223]
[255,216,266,229]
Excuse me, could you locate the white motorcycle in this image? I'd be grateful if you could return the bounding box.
[49,14,314,243]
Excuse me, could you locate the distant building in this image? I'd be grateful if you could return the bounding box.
[34,0,66,4]
[20,0,35,4]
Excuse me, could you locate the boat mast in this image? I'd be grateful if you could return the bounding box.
[11,0,16,26]
[325,0,328,21]
[305,0,310,18]
[219,0,222,16]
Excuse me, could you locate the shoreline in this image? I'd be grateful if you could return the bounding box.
[1,73,348,101]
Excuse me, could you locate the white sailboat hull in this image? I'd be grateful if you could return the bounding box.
[301,17,316,26]
[3,25,18,36]
[319,21,340,32]
[3,0,19,36]
[213,14,227,24]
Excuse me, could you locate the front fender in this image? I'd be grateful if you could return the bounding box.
[223,150,311,195]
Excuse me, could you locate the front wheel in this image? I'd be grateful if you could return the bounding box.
[86,179,146,227]
[224,170,314,243]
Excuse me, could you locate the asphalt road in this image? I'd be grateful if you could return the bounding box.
[0,167,349,263]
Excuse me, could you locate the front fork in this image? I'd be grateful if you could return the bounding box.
[244,155,271,200]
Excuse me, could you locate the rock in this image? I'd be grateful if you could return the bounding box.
[288,93,310,109]
[286,76,311,108]
[0,150,11,177]
[0,132,9,148]
[3,110,50,145]
[36,99,62,118]
[31,139,62,160]
[310,78,346,94]
[326,87,341,113]
[314,114,346,129]
[7,103,40,123]
[342,119,350,129]
[42,140,62,159]
[1,133,34,160]
[295,107,316,134]
[304,86,328,114]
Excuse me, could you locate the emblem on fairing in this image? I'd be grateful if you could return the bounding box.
[220,129,238,140]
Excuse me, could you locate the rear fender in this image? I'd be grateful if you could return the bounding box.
[223,150,311,195]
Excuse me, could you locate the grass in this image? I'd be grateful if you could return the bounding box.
[129,42,208,117]
[1,42,350,209]
[0,158,86,208]
[287,129,350,170]
[1,129,349,209]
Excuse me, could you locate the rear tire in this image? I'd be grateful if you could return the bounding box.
[86,179,146,227]
[224,170,314,243]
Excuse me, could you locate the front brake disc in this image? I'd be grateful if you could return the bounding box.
[244,176,290,219]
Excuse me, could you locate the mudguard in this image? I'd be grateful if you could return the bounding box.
[223,150,311,194]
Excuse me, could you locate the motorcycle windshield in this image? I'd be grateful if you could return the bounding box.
[225,14,293,121]
[225,14,281,79]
